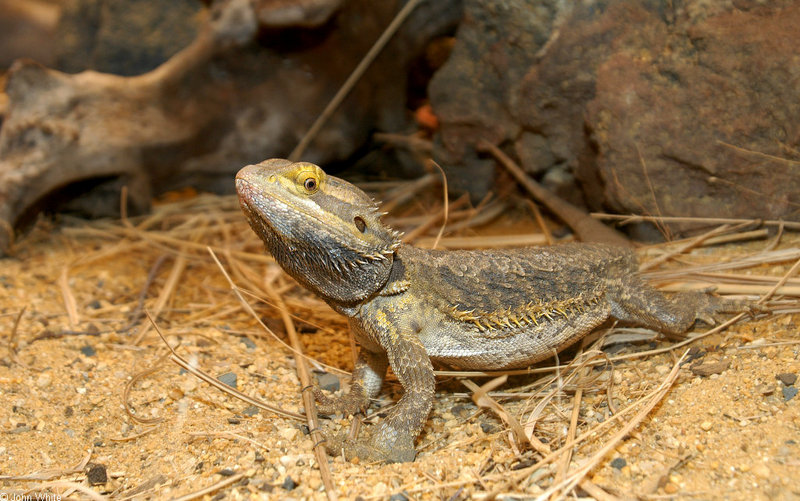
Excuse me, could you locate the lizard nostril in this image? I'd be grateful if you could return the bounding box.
[354,216,367,233]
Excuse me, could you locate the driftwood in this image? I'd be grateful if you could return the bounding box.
[0,0,461,255]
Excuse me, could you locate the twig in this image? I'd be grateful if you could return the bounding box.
[636,143,670,241]
[416,233,550,249]
[657,282,800,297]
[289,0,425,160]
[478,140,632,247]
[261,268,339,501]
[401,195,467,244]
[591,213,800,231]
[209,251,347,374]
[553,386,582,492]
[716,139,800,166]
[525,199,554,246]
[380,173,437,213]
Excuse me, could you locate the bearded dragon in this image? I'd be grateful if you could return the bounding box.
[235,158,749,463]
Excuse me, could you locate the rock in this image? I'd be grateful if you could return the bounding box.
[279,427,298,441]
[585,2,800,223]
[0,0,462,255]
[281,475,297,491]
[690,360,730,377]
[217,371,238,389]
[36,373,51,389]
[55,0,202,76]
[86,463,108,485]
[315,372,340,393]
[430,0,800,232]
[777,373,797,387]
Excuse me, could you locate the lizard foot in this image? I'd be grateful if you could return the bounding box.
[312,386,369,417]
[326,429,416,464]
[694,294,769,326]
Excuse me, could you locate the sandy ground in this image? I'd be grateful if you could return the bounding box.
[0,200,798,500]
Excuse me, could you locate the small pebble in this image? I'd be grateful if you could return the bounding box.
[663,482,679,494]
[777,373,797,386]
[80,345,96,357]
[227,417,241,425]
[240,336,257,349]
[610,457,627,469]
[218,468,236,477]
[36,373,52,389]
[87,463,108,485]
[700,421,713,431]
[389,492,409,501]
[316,372,340,392]
[782,387,798,402]
[217,372,237,389]
[691,360,730,377]
[279,427,298,441]
[751,463,771,478]
[242,405,259,417]
[654,364,670,376]
[282,476,297,491]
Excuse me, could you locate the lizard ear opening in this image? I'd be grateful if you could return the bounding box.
[354,216,367,233]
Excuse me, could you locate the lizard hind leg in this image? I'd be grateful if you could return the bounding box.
[608,275,749,337]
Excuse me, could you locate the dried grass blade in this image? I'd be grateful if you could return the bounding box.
[123,351,170,425]
[537,351,687,499]
[148,311,305,421]
[133,251,187,344]
[638,223,733,272]
[208,249,346,374]
[58,266,80,327]
[462,377,551,455]
[169,472,245,501]
[592,213,800,231]
[32,481,108,501]
[261,271,339,501]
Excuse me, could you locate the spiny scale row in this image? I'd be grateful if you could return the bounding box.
[449,293,603,333]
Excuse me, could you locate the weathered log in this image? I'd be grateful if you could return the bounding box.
[0,0,462,254]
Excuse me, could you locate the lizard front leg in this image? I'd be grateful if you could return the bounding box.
[329,330,435,463]
[314,349,387,416]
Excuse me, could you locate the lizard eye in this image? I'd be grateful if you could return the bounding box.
[301,175,318,194]
[354,216,367,233]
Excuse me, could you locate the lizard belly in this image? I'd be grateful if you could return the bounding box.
[419,304,612,369]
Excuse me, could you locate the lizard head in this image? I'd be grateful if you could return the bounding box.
[236,159,401,305]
